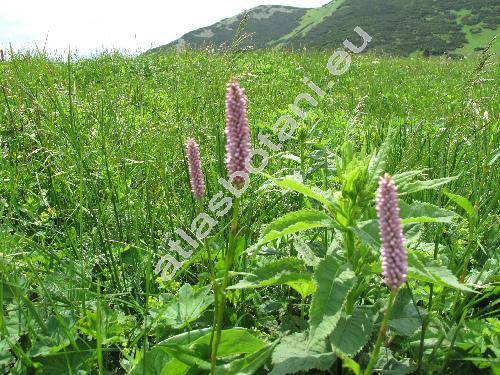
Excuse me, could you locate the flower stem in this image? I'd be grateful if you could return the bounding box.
[364,288,399,375]
[210,198,240,374]
[417,240,438,371]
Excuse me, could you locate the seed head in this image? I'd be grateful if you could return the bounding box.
[225,79,251,186]
[185,138,205,199]
[376,173,407,290]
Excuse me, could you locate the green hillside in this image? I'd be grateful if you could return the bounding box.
[152,0,499,56]
[149,5,309,51]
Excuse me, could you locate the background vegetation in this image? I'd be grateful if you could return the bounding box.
[0,46,498,374]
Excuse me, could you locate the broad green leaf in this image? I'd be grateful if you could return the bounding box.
[408,253,476,292]
[228,258,310,291]
[278,153,301,162]
[443,190,478,222]
[189,328,266,358]
[329,307,373,355]
[0,340,13,366]
[160,284,214,329]
[131,347,184,375]
[32,344,93,374]
[351,220,381,250]
[400,201,457,224]
[252,209,334,250]
[270,332,335,375]
[29,314,75,357]
[294,237,320,267]
[130,328,212,375]
[308,256,357,346]
[396,174,458,195]
[160,329,266,374]
[388,289,426,336]
[367,139,390,188]
[159,345,211,371]
[287,279,317,299]
[263,173,341,213]
[216,342,277,375]
[392,170,425,186]
[160,328,212,346]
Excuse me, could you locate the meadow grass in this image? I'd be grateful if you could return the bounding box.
[0,49,498,373]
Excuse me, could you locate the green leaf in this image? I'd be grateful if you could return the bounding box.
[264,173,341,213]
[160,328,213,345]
[216,342,277,375]
[0,340,13,366]
[270,332,335,375]
[130,328,212,375]
[392,170,425,186]
[160,345,211,371]
[159,329,266,375]
[408,253,476,292]
[443,190,478,222]
[395,174,458,195]
[33,344,93,374]
[367,138,390,189]
[351,220,381,250]
[251,209,334,250]
[329,307,373,355]
[308,256,357,346]
[287,279,317,299]
[399,201,457,224]
[130,346,179,375]
[29,314,75,357]
[161,284,214,329]
[388,289,426,336]
[228,258,311,291]
[342,357,361,375]
[189,328,266,358]
[294,237,320,267]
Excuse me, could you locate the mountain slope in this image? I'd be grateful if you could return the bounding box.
[150,5,309,52]
[284,0,499,56]
[152,0,499,56]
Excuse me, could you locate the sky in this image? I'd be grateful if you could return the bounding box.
[0,0,330,55]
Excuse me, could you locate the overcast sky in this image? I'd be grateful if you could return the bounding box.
[0,0,330,55]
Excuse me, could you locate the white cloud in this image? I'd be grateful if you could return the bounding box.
[0,0,331,55]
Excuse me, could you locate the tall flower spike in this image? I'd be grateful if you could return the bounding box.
[185,138,205,199]
[225,79,251,186]
[376,173,407,290]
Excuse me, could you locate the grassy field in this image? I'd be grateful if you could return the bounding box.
[0,48,498,374]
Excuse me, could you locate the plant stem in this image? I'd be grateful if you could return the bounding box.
[417,239,438,372]
[364,288,398,375]
[441,309,467,372]
[211,198,240,374]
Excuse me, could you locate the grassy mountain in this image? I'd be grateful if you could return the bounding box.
[150,5,309,51]
[151,0,499,56]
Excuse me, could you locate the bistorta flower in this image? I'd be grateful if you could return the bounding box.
[225,79,251,186]
[185,137,205,199]
[376,173,407,290]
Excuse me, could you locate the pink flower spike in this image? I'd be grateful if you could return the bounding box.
[376,173,407,290]
[185,138,205,199]
[225,79,251,186]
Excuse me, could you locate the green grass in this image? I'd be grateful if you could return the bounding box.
[0,49,498,374]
